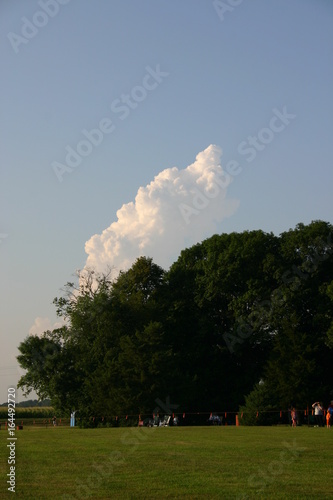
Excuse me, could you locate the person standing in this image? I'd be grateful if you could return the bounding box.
[291,408,297,427]
[326,410,331,429]
[70,411,76,427]
[327,401,333,428]
[312,402,324,427]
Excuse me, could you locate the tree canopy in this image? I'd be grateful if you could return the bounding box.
[17,221,333,422]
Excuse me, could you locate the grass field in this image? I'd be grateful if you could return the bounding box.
[1,425,333,499]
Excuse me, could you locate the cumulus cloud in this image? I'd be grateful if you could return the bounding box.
[84,144,239,273]
[29,317,65,337]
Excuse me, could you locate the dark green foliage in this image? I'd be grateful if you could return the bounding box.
[238,382,279,426]
[17,222,333,421]
[263,221,333,409]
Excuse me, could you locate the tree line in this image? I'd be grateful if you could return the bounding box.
[17,220,333,423]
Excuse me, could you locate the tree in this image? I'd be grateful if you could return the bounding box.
[326,281,333,349]
[17,333,61,401]
[17,222,333,420]
[164,230,280,410]
[238,381,279,426]
[18,257,171,417]
[83,257,172,416]
[261,221,333,408]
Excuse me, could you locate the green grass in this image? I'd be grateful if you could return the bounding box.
[1,426,333,499]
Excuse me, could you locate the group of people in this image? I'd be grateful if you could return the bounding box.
[52,412,76,427]
[312,401,333,428]
[290,401,333,427]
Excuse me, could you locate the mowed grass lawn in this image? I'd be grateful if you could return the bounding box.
[1,425,333,499]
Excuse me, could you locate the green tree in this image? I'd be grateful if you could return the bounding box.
[83,257,172,416]
[17,333,61,401]
[165,230,280,411]
[17,222,333,420]
[325,280,333,349]
[262,221,333,408]
[18,257,170,418]
[238,381,279,426]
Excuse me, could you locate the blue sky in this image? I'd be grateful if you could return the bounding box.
[1,0,332,403]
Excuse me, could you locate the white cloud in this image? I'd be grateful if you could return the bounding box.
[84,144,239,273]
[29,317,65,337]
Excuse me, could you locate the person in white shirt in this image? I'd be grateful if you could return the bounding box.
[312,401,324,427]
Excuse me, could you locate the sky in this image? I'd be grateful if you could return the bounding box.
[1,0,332,404]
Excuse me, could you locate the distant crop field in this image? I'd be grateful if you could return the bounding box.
[1,426,333,499]
[0,407,54,420]
[0,407,71,430]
